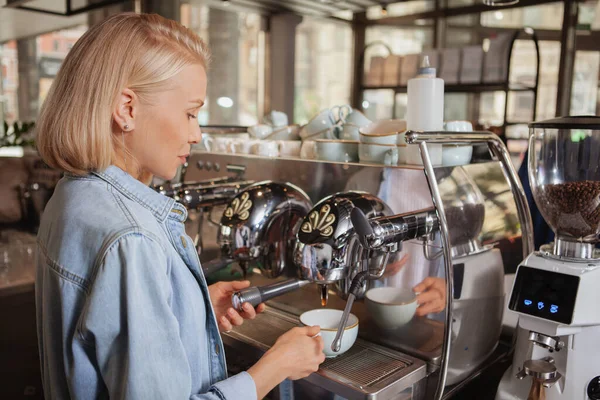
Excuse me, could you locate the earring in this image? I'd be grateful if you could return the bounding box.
[124,124,129,131]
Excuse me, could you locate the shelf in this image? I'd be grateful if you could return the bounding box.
[505,121,532,126]
[361,82,536,94]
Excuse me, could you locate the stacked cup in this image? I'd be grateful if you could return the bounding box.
[245,111,302,158]
[300,105,371,163]
[358,120,407,165]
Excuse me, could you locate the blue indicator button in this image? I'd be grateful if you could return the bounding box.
[538,302,545,310]
[524,299,533,306]
[550,305,559,314]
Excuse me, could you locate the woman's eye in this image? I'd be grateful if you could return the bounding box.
[187,113,197,120]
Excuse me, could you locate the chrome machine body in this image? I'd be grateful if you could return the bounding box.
[496,116,600,400]
[217,181,313,278]
[182,131,531,400]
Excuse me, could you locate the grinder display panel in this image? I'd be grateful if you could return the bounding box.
[509,266,580,324]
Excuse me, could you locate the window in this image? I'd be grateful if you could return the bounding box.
[181,3,262,126]
[480,3,564,30]
[571,51,600,115]
[294,17,353,125]
[0,41,18,125]
[38,26,88,105]
[366,1,434,20]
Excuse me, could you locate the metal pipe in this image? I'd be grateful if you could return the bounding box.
[417,141,454,400]
[352,207,439,249]
[231,279,309,311]
[405,130,534,258]
[181,181,255,210]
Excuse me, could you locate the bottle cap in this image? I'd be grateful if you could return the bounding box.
[417,55,436,77]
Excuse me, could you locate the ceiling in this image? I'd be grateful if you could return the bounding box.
[0,6,86,43]
[194,0,400,17]
[0,0,399,43]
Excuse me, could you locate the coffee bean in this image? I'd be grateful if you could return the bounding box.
[536,181,600,239]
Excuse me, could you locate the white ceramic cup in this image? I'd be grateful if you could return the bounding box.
[198,133,212,151]
[265,124,301,141]
[359,120,407,145]
[300,109,337,139]
[300,141,317,160]
[229,138,259,154]
[299,309,359,358]
[331,104,352,124]
[359,143,398,165]
[365,287,418,330]
[339,124,361,141]
[249,124,274,140]
[315,140,359,163]
[343,109,371,127]
[442,120,474,167]
[203,136,233,153]
[251,140,280,157]
[277,140,302,158]
[264,110,288,127]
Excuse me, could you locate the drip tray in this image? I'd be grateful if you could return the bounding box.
[222,307,427,400]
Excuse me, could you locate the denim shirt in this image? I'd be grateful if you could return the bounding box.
[35,165,257,400]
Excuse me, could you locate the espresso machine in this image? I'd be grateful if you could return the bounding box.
[496,116,600,400]
[183,129,532,400]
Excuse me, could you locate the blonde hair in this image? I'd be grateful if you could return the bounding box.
[36,13,211,175]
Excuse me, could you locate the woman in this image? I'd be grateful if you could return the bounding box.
[35,13,325,400]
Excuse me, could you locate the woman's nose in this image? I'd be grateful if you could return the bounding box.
[190,126,202,144]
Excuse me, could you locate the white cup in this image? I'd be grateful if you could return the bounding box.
[300,141,317,160]
[203,136,233,153]
[339,124,361,141]
[277,140,302,158]
[365,287,418,330]
[359,120,407,145]
[343,109,371,127]
[264,110,288,127]
[299,309,359,358]
[300,109,337,140]
[315,140,359,163]
[265,124,301,141]
[249,124,274,140]
[302,126,338,141]
[359,143,398,165]
[198,133,212,151]
[331,104,352,124]
[442,120,474,167]
[229,139,259,154]
[251,140,280,157]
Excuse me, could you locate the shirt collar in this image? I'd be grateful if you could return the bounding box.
[92,165,188,223]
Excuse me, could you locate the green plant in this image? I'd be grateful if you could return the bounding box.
[1,120,36,148]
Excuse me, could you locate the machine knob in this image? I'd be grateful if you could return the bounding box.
[587,376,600,400]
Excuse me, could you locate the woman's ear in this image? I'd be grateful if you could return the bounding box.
[112,88,138,132]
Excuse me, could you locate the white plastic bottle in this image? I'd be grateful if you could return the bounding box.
[404,56,444,166]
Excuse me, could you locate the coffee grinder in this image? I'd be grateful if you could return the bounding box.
[496,116,600,400]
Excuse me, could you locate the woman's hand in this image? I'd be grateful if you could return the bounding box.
[207,280,266,332]
[413,277,446,316]
[248,326,326,398]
